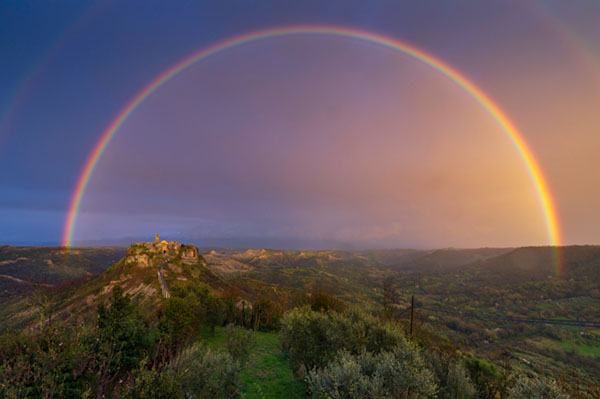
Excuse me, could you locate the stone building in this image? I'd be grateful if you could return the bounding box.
[125,234,200,266]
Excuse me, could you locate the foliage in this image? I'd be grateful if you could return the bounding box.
[125,361,182,399]
[279,306,407,374]
[96,285,153,372]
[251,296,282,331]
[0,326,96,398]
[279,306,341,373]
[205,294,227,336]
[165,281,226,338]
[225,324,255,365]
[306,348,438,399]
[311,290,346,313]
[464,356,510,399]
[159,297,197,345]
[126,344,241,399]
[425,351,476,399]
[507,375,568,399]
[174,343,241,398]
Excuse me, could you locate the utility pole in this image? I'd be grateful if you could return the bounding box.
[410,295,415,336]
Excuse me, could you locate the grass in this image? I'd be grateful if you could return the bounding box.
[560,341,600,358]
[204,326,305,399]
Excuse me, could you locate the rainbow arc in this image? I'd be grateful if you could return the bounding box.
[61,25,562,274]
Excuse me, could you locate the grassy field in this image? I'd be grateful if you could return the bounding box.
[204,327,305,398]
[560,341,600,358]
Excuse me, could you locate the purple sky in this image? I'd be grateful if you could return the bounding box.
[1,1,600,248]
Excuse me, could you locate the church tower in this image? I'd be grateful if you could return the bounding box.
[155,233,159,243]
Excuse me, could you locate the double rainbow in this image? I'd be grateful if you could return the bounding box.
[61,25,562,273]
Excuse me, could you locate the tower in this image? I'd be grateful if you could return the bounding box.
[155,233,159,243]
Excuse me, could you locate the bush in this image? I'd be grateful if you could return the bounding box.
[425,352,476,399]
[279,307,407,375]
[125,361,182,399]
[174,343,241,398]
[507,375,568,399]
[0,326,97,399]
[279,306,341,374]
[464,356,507,399]
[225,324,254,365]
[311,290,346,313]
[126,344,241,399]
[306,346,438,399]
[306,351,377,398]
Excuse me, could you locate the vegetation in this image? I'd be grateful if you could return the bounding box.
[1,243,600,397]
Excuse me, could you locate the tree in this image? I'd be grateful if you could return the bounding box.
[96,285,152,373]
[310,289,346,313]
[159,297,196,346]
[205,295,226,337]
[252,297,282,331]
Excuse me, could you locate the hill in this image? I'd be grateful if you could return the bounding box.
[0,245,125,300]
[1,242,599,396]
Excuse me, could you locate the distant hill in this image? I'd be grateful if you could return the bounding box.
[0,246,125,300]
[360,247,513,273]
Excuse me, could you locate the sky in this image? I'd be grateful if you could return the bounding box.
[1,0,600,249]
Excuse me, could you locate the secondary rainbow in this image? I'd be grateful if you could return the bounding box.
[62,25,563,273]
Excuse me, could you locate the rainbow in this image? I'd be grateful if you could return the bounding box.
[61,25,563,274]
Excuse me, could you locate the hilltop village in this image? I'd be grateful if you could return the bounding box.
[125,234,199,267]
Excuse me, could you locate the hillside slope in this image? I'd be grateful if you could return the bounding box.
[0,246,125,300]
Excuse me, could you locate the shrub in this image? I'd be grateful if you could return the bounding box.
[279,306,341,374]
[311,290,346,313]
[306,351,378,398]
[279,307,407,375]
[507,375,568,399]
[0,326,97,399]
[306,346,438,399]
[126,344,241,399]
[464,356,507,399]
[174,343,241,398]
[425,352,476,399]
[225,324,254,365]
[334,308,406,355]
[125,361,182,399]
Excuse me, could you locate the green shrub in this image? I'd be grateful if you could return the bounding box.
[279,306,340,374]
[126,344,241,399]
[125,361,182,399]
[0,325,98,398]
[425,352,476,399]
[464,356,507,399]
[311,290,346,313]
[279,306,407,375]
[306,346,438,399]
[225,324,254,365]
[507,375,568,399]
[174,343,240,398]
